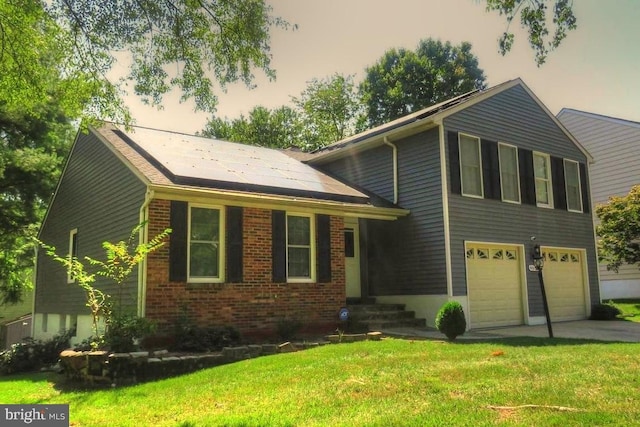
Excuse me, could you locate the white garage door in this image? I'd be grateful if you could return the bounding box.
[466,243,524,328]
[541,248,587,321]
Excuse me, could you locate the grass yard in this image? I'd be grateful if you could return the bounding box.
[612,299,640,322]
[2,337,640,426]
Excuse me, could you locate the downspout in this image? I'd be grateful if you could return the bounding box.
[383,136,399,204]
[137,189,154,317]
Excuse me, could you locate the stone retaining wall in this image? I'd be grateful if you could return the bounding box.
[59,332,383,386]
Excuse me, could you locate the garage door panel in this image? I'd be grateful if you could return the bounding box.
[542,249,587,321]
[467,244,524,329]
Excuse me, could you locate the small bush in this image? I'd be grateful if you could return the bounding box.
[173,325,241,352]
[590,302,621,321]
[435,301,467,341]
[276,317,302,341]
[0,330,73,375]
[105,314,156,352]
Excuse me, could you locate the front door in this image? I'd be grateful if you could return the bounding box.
[344,217,361,298]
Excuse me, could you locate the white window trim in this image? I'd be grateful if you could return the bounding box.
[498,142,521,204]
[187,203,226,283]
[458,133,484,199]
[533,151,554,209]
[564,159,583,213]
[67,228,78,284]
[286,212,316,283]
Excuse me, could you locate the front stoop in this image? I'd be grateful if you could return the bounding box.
[347,301,426,331]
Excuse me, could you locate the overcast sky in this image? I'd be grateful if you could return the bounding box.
[124,0,640,134]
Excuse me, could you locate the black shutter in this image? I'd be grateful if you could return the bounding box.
[447,131,461,195]
[518,149,536,205]
[169,201,188,282]
[481,139,500,200]
[579,163,590,213]
[316,214,331,283]
[272,210,286,283]
[226,206,243,283]
[551,156,567,210]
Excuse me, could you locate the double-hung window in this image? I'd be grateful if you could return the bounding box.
[533,152,553,208]
[188,205,224,282]
[498,143,520,203]
[287,214,314,281]
[564,159,583,212]
[459,134,483,198]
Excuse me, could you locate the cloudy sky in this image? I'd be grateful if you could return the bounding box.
[125,0,640,134]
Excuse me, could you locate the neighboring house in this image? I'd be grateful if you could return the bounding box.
[558,108,640,299]
[34,78,600,344]
[0,290,33,349]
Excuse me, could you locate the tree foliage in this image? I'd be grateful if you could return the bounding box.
[292,74,362,149]
[202,73,361,150]
[359,38,486,128]
[0,98,76,304]
[485,0,577,66]
[39,224,170,350]
[1,0,290,122]
[596,185,640,273]
[201,105,303,149]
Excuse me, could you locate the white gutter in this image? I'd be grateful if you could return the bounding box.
[383,136,399,204]
[137,189,154,317]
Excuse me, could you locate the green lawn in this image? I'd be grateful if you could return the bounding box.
[612,299,640,322]
[2,337,640,426]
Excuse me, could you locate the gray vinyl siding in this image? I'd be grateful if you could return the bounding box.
[558,109,640,283]
[320,144,395,203]
[445,85,599,316]
[35,131,147,315]
[558,110,640,205]
[321,130,447,296]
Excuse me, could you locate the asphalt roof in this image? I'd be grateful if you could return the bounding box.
[111,126,372,204]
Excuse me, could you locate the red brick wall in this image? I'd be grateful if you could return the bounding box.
[145,199,346,340]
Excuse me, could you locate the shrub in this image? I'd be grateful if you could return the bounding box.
[173,325,241,352]
[0,330,73,375]
[435,301,467,341]
[590,302,622,321]
[276,317,302,341]
[105,314,156,353]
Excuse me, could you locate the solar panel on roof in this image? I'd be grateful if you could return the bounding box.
[119,127,369,202]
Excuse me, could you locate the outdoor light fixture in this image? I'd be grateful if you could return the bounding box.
[532,244,544,271]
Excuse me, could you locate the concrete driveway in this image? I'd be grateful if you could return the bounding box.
[384,320,640,342]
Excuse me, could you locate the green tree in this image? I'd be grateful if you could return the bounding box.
[484,0,577,66]
[201,105,303,149]
[359,38,486,128]
[292,74,363,149]
[2,0,291,122]
[596,185,640,273]
[39,224,170,350]
[0,99,76,304]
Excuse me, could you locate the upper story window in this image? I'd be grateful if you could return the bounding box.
[459,133,483,198]
[287,213,315,281]
[498,143,520,203]
[564,159,583,212]
[188,205,225,282]
[67,228,78,284]
[533,152,553,208]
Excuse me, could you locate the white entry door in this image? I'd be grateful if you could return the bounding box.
[344,217,361,298]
